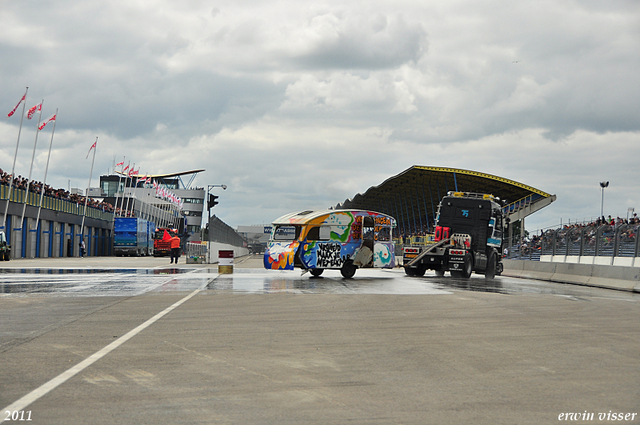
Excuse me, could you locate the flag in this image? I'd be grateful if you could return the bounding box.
[86,140,97,159]
[122,164,130,174]
[38,114,56,130]
[8,92,26,118]
[162,229,171,242]
[27,102,42,120]
[116,160,125,167]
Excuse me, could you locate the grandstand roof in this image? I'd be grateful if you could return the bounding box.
[336,166,555,233]
[116,169,205,179]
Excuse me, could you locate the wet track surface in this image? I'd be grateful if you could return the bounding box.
[1,266,639,302]
[2,257,639,424]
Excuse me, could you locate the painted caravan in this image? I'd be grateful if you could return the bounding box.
[264,210,396,278]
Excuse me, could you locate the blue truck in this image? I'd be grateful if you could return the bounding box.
[114,217,155,256]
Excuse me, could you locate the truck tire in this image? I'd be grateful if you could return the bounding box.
[405,265,426,277]
[341,261,357,279]
[310,268,324,277]
[460,253,473,278]
[485,252,497,280]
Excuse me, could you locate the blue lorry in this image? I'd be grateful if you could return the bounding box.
[114,217,155,256]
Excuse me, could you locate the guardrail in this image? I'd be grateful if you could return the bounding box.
[505,223,640,264]
[503,194,542,216]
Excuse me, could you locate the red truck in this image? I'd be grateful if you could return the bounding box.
[153,227,176,257]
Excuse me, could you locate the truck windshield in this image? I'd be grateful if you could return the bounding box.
[154,230,171,239]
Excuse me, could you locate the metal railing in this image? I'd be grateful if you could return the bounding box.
[209,215,245,247]
[185,241,207,258]
[505,224,640,261]
[1,184,113,222]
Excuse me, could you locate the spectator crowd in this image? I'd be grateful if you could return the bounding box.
[506,214,640,258]
[1,167,133,216]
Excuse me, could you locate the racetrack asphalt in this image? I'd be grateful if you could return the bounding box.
[1,255,639,424]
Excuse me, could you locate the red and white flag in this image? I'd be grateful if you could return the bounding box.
[27,102,42,120]
[7,92,26,118]
[38,114,56,130]
[116,160,125,168]
[122,164,130,174]
[86,140,97,159]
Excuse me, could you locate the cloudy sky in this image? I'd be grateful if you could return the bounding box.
[1,0,639,232]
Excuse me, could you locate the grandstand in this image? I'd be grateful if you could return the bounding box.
[336,166,556,238]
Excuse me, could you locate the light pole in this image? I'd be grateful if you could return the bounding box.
[600,181,609,219]
[206,184,227,264]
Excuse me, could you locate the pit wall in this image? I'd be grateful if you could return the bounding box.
[206,242,249,264]
[502,259,640,293]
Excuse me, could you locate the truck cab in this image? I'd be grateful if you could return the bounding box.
[404,192,506,279]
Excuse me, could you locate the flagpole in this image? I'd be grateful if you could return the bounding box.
[80,137,98,241]
[35,108,58,233]
[2,87,28,232]
[117,162,129,216]
[20,99,45,233]
[115,157,125,217]
[124,163,135,216]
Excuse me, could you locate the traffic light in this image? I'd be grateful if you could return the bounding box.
[208,194,219,210]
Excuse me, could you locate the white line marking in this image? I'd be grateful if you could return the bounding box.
[2,287,203,412]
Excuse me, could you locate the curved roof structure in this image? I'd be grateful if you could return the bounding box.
[116,169,205,179]
[336,166,555,235]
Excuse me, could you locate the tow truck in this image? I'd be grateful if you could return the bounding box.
[403,192,507,279]
[153,227,176,257]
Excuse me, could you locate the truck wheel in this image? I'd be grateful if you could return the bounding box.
[461,253,473,278]
[310,269,324,277]
[496,261,504,276]
[404,266,425,277]
[435,268,445,277]
[341,261,357,279]
[485,252,497,279]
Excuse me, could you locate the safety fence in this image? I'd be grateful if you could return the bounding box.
[505,223,640,261]
[209,215,246,247]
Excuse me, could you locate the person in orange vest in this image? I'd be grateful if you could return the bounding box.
[169,234,181,264]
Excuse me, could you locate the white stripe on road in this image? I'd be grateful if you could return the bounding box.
[2,287,203,412]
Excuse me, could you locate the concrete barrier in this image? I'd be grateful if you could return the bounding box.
[502,259,640,293]
[206,242,249,264]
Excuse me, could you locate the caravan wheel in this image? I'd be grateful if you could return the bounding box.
[340,261,357,279]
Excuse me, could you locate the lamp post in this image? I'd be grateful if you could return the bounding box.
[600,181,609,219]
[206,184,227,264]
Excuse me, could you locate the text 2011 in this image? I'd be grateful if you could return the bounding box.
[3,411,32,421]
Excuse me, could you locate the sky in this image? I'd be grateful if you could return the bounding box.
[1,0,639,232]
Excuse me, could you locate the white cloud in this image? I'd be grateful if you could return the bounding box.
[1,0,639,231]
